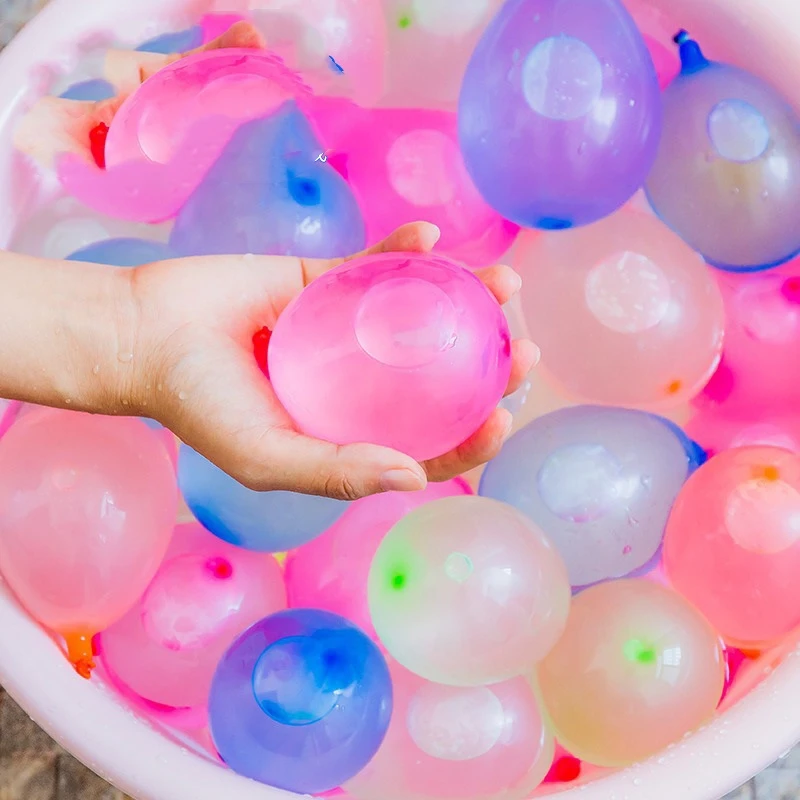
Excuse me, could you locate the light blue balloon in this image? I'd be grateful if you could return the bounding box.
[136,25,203,54]
[178,445,350,552]
[66,238,176,268]
[479,405,701,588]
[58,79,116,101]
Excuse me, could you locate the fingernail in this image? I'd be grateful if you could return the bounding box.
[380,468,426,493]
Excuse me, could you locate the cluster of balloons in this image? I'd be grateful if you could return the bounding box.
[3,0,800,796]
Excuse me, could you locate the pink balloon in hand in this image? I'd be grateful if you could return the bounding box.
[100,522,287,709]
[305,96,519,267]
[0,411,177,678]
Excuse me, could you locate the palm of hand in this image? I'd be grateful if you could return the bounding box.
[130,223,537,499]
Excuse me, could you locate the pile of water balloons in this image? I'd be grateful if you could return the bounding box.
[2,0,800,796]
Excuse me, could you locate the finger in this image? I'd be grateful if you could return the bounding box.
[504,339,540,397]
[422,408,513,483]
[474,264,522,306]
[241,429,428,499]
[300,221,442,286]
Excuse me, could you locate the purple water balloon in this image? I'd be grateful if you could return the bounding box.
[209,609,392,794]
[645,32,800,272]
[169,101,366,258]
[458,0,662,230]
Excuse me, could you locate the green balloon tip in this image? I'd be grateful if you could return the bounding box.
[624,638,658,665]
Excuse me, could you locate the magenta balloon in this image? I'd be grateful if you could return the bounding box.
[0,410,177,677]
[284,478,471,642]
[458,0,662,230]
[268,252,512,461]
[304,96,519,267]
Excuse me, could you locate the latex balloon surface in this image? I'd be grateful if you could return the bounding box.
[306,96,518,267]
[210,609,392,794]
[100,522,287,709]
[537,579,725,766]
[169,101,366,258]
[66,237,176,266]
[517,210,725,407]
[459,0,662,229]
[646,32,800,271]
[664,446,800,647]
[269,252,511,461]
[0,411,177,676]
[58,78,116,101]
[369,496,571,685]
[285,478,471,641]
[345,661,553,800]
[178,445,348,552]
[479,406,702,587]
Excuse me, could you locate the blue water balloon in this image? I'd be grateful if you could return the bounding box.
[58,79,116,101]
[66,238,176,267]
[646,31,800,271]
[169,101,366,258]
[210,609,392,794]
[479,406,701,587]
[136,25,204,54]
[458,0,662,230]
[178,445,349,552]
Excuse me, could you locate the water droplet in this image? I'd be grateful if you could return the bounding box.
[640,474,652,489]
[157,383,163,392]
[761,190,769,199]
[178,391,187,401]
[117,352,134,363]
[91,364,100,375]
[64,398,72,405]
[578,142,588,155]
[629,99,635,107]
[632,778,642,786]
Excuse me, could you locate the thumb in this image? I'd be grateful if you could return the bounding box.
[242,429,428,499]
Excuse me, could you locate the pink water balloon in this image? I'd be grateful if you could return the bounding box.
[0,411,177,678]
[285,478,471,642]
[248,0,387,106]
[694,263,800,412]
[268,252,512,461]
[58,49,312,222]
[344,661,554,800]
[664,446,800,648]
[100,522,286,709]
[305,96,518,267]
[517,209,725,408]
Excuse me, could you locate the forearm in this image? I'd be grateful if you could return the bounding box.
[0,250,138,414]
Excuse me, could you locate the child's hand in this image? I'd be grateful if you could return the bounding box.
[121,223,537,499]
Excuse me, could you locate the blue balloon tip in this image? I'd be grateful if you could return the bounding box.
[673,30,710,74]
